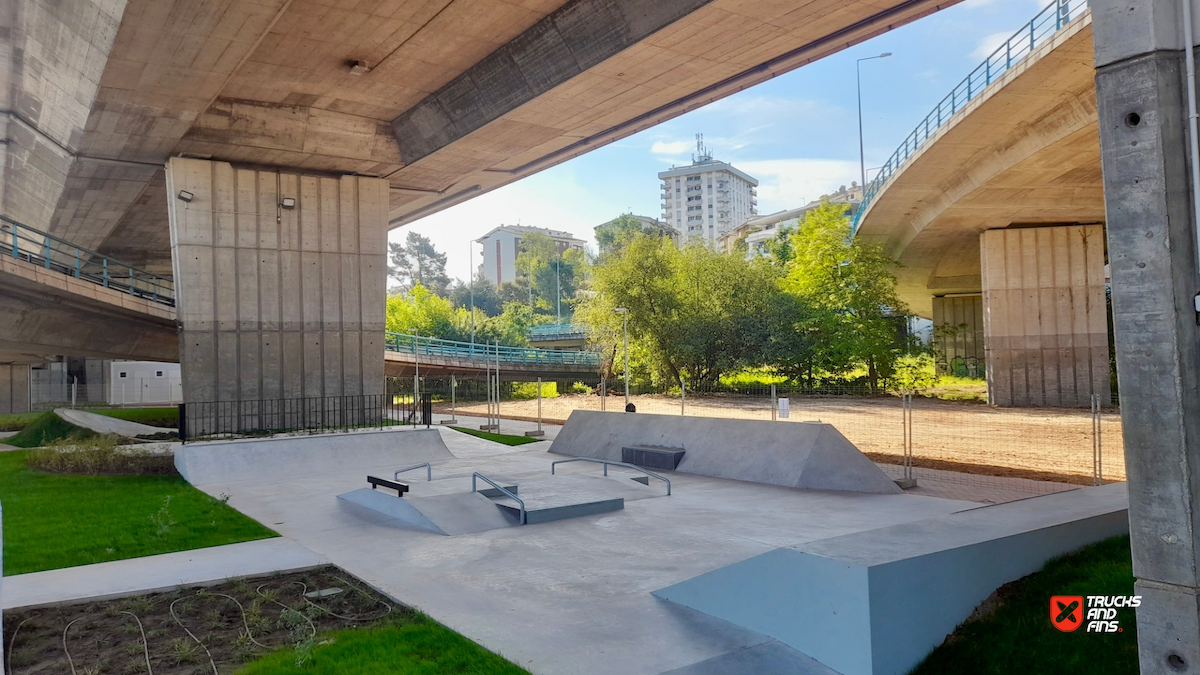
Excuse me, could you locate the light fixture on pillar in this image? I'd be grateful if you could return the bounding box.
[280,197,296,209]
[176,190,194,203]
[347,60,371,76]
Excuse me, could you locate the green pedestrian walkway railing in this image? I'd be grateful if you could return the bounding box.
[386,331,601,368]
[851,0,1089,235]
[0,215,175,306]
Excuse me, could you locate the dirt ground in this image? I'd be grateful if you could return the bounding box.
[5,567,400,675]
[440,393,1125,485]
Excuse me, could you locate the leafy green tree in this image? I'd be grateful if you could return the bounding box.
[388,232,451,296]
[595,214,665,258]
[514,232,585,319]
[449,274,503,316]
[780,201,909,391]
[578,234,781,385]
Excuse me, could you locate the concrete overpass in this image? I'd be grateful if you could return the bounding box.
[852,0,1105,407]
[1,0,971,416]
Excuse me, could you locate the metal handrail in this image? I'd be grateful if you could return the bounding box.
[386,331,601,368]
[528,324,589,338]
[395,462,432,482]
[851,0,1089,236]
[0,215,175,306]
[551,457,671,496]
[472,472,526,524]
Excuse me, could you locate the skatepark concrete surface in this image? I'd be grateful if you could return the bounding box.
[171,420,1129,674]
[184,423,976,674]
[55,408,170,437]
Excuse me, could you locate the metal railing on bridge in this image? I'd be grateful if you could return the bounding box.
[385,332,601,368]
[0,216,175,306]
[527,324,590,341]
[851,0,1089,235]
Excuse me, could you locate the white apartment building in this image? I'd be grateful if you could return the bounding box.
[658,137,758,246]
[476,225,586,286]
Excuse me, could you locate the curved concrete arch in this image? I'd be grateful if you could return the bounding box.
[855,13,1099,317]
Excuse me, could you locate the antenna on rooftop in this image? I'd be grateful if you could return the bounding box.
[694,133,711,163]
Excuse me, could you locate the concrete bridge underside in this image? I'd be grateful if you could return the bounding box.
[854,14,1107,407]
[2,0,964,277]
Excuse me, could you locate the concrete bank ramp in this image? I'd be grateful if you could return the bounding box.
[654,483,1129,675]
[55,408,169,437]
[339,489,520,535]
[176,429,453,485]
[549,411,901,494]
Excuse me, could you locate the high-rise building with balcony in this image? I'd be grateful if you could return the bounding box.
[658,135,758,247]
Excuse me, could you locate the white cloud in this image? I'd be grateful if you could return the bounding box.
[970,31,1012,61]
[735,159,861,214]
[650,140,691,155]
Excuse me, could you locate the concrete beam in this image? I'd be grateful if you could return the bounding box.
[1093,0,1200,670]
[390,0,714,164]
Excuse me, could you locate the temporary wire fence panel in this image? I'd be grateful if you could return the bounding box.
[413,376,1122,503]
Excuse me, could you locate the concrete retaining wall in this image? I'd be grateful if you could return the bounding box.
[175,429,453,485]
[655,483,1130,675]
[549,410,901,494]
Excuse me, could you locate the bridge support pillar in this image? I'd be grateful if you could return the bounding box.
[979,224,1111,407]
[165,158,388,432]
[0,365,31,415]
[1094,0,1200,671]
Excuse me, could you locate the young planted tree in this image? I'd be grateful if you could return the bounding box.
[388,232,451,297]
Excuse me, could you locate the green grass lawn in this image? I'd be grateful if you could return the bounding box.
[5,411,94,448]
[0,411,42,432]
[911,535,1137,675]
[0,450,277,575]
[86,406,179,428]
[449,426,541,446]
[237,617,531,675]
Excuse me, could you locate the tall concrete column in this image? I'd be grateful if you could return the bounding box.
[165,158,388,426]
[979,224,1111,407]
[0,364,31,415]
[931,294,985,377]
[1093,0,1200,671]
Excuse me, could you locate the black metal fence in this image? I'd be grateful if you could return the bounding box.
[179,393,421,443]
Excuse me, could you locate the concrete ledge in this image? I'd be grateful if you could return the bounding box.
[654,483,1130,675]
[3,539,327,610]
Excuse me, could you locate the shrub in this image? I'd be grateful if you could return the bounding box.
[508,381,558,400]
[27,435,176,476]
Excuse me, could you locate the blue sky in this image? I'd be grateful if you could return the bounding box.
[397,0,1050,282]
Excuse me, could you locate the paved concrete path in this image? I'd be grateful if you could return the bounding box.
[55,408,168,437]
[3,538,327,609]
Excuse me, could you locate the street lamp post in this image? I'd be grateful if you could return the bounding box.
[613,307,630,408]
[857,52,892,189]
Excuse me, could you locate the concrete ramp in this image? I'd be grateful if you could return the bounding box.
[550,411,901,494]
[176,429,453,485]
[339,489,519,535]
[56,408,170,438]
[653,483,1129,675]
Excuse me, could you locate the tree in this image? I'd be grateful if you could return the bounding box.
[595,214,665,258]
[388,232,450,296]
[780,201,910,391]
[386,285,541,347]
[578,233,781,386]
[449,274,503,317]
[514,232,586,319]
